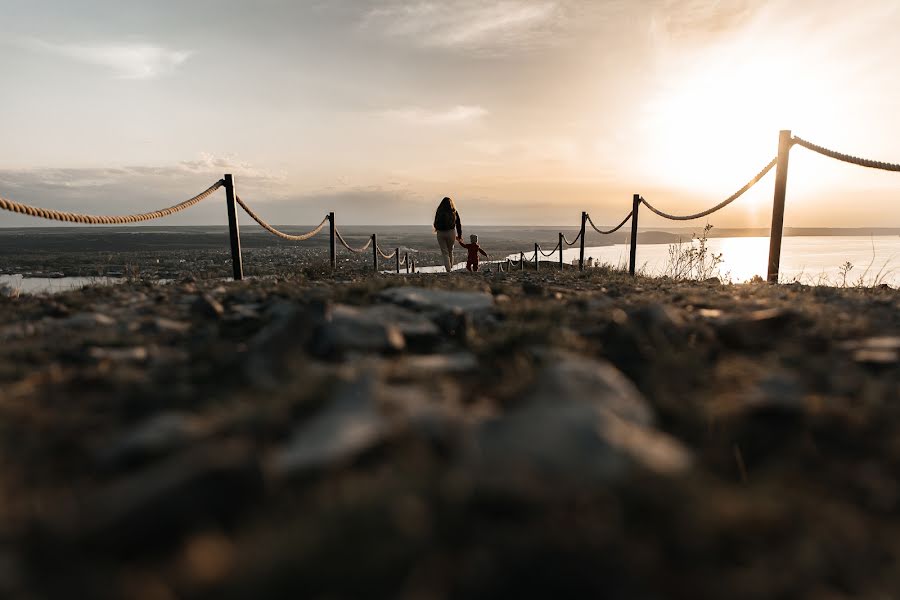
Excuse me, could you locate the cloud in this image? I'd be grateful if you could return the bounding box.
[361,1,562,53]
[380,105,488,124]
[649,0,759,42]
[23,39,190,79]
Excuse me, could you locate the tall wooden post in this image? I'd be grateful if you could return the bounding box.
[395,248,400,274]
[534,243,539,271]
[372,234,378,273]
[328,212,336,272]
[767,130,793,284]
[223,174,243,281]
[558,232,564,270]
[629,194,640,277]
[579,211,587,271]
[520,252,525,271]
[405,253,410,274]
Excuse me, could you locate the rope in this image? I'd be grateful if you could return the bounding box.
[641,157,777,221]
[586,211,632,235]
[335,228,373,253]
[235,195,328,241]
[562,231,582,246]
[793,137,900,172]
[376,245,396,259]
[538,242,560,257]
[0,180,223,224]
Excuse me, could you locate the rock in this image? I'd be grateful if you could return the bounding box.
[0,283,20,299]
[53,442,263,552]
[715,308,797,349]
[96,412,209,471]
[522,281,544,296]
[377,286,494,315]
[392,353,479,375]
[63,312,116,329]
[191,294,224,319]
[311,304,406,359]
[147,317,191,334]
[88,346,149,362]
[271,373,388,477]
[357,304,441,349]
[473,354,691,483]
[840,336,900,365]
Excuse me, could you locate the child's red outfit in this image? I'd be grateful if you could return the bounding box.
[459,241,488,271]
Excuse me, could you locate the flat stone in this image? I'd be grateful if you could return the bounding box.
[358,304,441,346]
[715,308,797,349]
[271,373,387,477]
[148,317,191,334]
[377,286,494,314]
[96,412,209,471]
[191,294,225,319]
[394,353,478,375]
[526,353,655,427]
[311,304,406,359]
[62,312,116,329]
[473,354,691,483]
[88,346,149,362]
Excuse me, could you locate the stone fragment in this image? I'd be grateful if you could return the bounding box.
[715,308,796,349]
[96,412,209,471]
[88,346,149,362]
[311,304,406,359]
[840,336,900,364]
[192,294,225,319]
[377,286,494,314]
[358,304,440,348]
[148,317,191,334]
[473,354,692,483]
[63,312,116,328]
[271,374,387,477]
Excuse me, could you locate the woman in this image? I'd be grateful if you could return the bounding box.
[433,197,462,273]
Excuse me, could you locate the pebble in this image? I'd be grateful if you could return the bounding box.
[377,286,494,314]
[311,304,406,359]
[191,294,225,319]
[271,373,388,477]
[96,412,209,471]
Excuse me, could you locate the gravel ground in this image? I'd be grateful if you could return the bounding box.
[0,266,898,599]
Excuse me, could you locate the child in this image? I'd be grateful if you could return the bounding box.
[457,234,489,272]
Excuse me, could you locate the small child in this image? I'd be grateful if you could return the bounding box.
[457,234,489,272]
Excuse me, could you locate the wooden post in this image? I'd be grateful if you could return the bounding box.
[520,252,525,271]
[372,234,378,273]
[534,243,539,271]
[629,194,640,277]
[395,248,400,274]
[579,211,587,271]
[223,174,243,281]
[405,253,410,274]
[767,130,793,284]
[558,232,564,270]
[328,212,335,272]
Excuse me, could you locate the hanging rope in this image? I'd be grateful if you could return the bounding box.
[235,195,328,241]
[376,245,396,259]
[792,137,900,172]
[640,157,777,221]
[538,242,561,257]
[562,231,582,246]
[0,180,224,224]
[586,211,633,235]
[335,228,373,253]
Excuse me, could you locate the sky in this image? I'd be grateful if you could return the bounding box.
[0,0,899,228]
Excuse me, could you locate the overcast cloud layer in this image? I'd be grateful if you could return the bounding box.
[0,0,898,227]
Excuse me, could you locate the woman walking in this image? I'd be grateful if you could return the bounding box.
[433,196,462,273]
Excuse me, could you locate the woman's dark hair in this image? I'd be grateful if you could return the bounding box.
[433,197,456,231]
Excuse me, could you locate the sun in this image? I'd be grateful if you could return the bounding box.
[635,42,855,205]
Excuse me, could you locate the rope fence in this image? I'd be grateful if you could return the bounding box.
[0,180,223,225]
[1,129,897,283]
